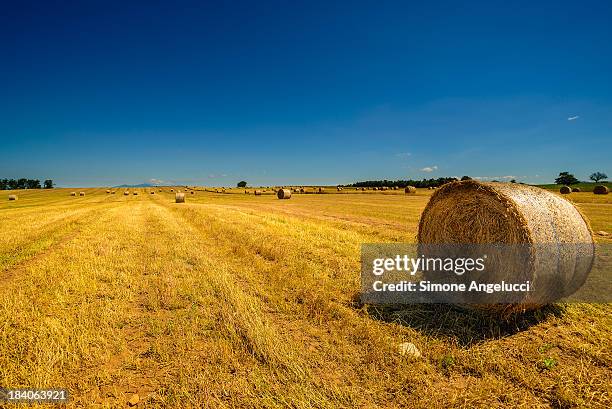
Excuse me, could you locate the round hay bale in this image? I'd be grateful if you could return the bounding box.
[170,189,174,192]
[133,192,138,195]
[277,188,292,199]
[373,187,378,191]
[190,191,195,195]
[150,191,155,194]
[254,190,262,196]
[559,186,571,194]
[337,186,342,191]
[79,192,85,196]
[318,187,325,193]
[175,193,185,203]
[70,192,76,196]
[593,185,609,195]
[572,187,581,192]
[8,194,17,201]
[417,180,594,314]
[124,191,129,196]
[405,186,417,194]
[106,190,111,193]
[111,191,116,194]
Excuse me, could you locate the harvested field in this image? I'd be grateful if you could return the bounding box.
[0,187,610,408]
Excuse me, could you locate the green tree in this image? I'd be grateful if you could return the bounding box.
[460,176,471,181]
[589,172,607,183]
[555,172,579,185]
[237,181,247,188]
[44,179,54,189]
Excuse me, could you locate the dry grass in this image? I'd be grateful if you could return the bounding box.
[0,187,610,408]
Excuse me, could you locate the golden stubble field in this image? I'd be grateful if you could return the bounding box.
[1,187,610,408]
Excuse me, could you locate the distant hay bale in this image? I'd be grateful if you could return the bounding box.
[373,187,378,191]
[405,186,417,194]
[111,191,116,194]
[593,185,609,195]
[150,191,155,194]
[337,186,342,191]
[190,191,195,194]
[106,190,110,193]
[79,192,85,196]
[318,187,324,193]
[572,187,581,192]
[170,189,174,192]
[393,186,399,190]
[124,191,129,196]
[133,192,138,195]
[418,180,594,314]
[175,193,185,203]
[254,190,262,196]
[277,188,292,199]
[158,189,162,192]
[559,186,571,194]
[8,194,17,201]
[70,192,76,196]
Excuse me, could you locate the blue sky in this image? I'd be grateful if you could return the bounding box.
[1,0,610,187]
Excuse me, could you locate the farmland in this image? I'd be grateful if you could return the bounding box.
[1,187,611,408]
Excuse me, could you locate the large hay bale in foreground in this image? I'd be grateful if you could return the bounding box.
[405,186,417,194]
[593,185,609,195]
[277,189,292,199]
[79,192,85,196]
[418,180,594,314]
[175,193,185,203]
[8,194,17,201]
[559,186,571,194]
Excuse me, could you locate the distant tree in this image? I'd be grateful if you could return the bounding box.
[17,178,28,189]
[589,172,607,183]
[26,179,41,189]
[510,179,516,183]
[237,181,247,188]
[44,179,54,189]
[555,172,579,185]
[460,176,471,181]
[0,179,7,190]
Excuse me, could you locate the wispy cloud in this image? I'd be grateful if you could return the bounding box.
[473,175,516,181]
[420,166,438,173]
[208,173,228,179]
[567,115,579,121]
[149,178,165,185]
[395,152,412,158]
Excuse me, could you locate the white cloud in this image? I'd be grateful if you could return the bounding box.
[395,152,412,158]
[420,166,438,173]
[567,115,579,121]
[473,175,516,181]
[149,178,165,185]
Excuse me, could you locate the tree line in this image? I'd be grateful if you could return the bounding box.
[555,171,607,185]
[348,177,459,189]
[0,178,54,190]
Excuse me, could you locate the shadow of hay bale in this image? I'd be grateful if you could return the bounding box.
[360,302,564,346]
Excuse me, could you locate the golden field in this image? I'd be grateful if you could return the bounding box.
[1,187,610,408]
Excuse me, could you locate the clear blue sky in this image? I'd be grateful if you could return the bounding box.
[1,0,610,187]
